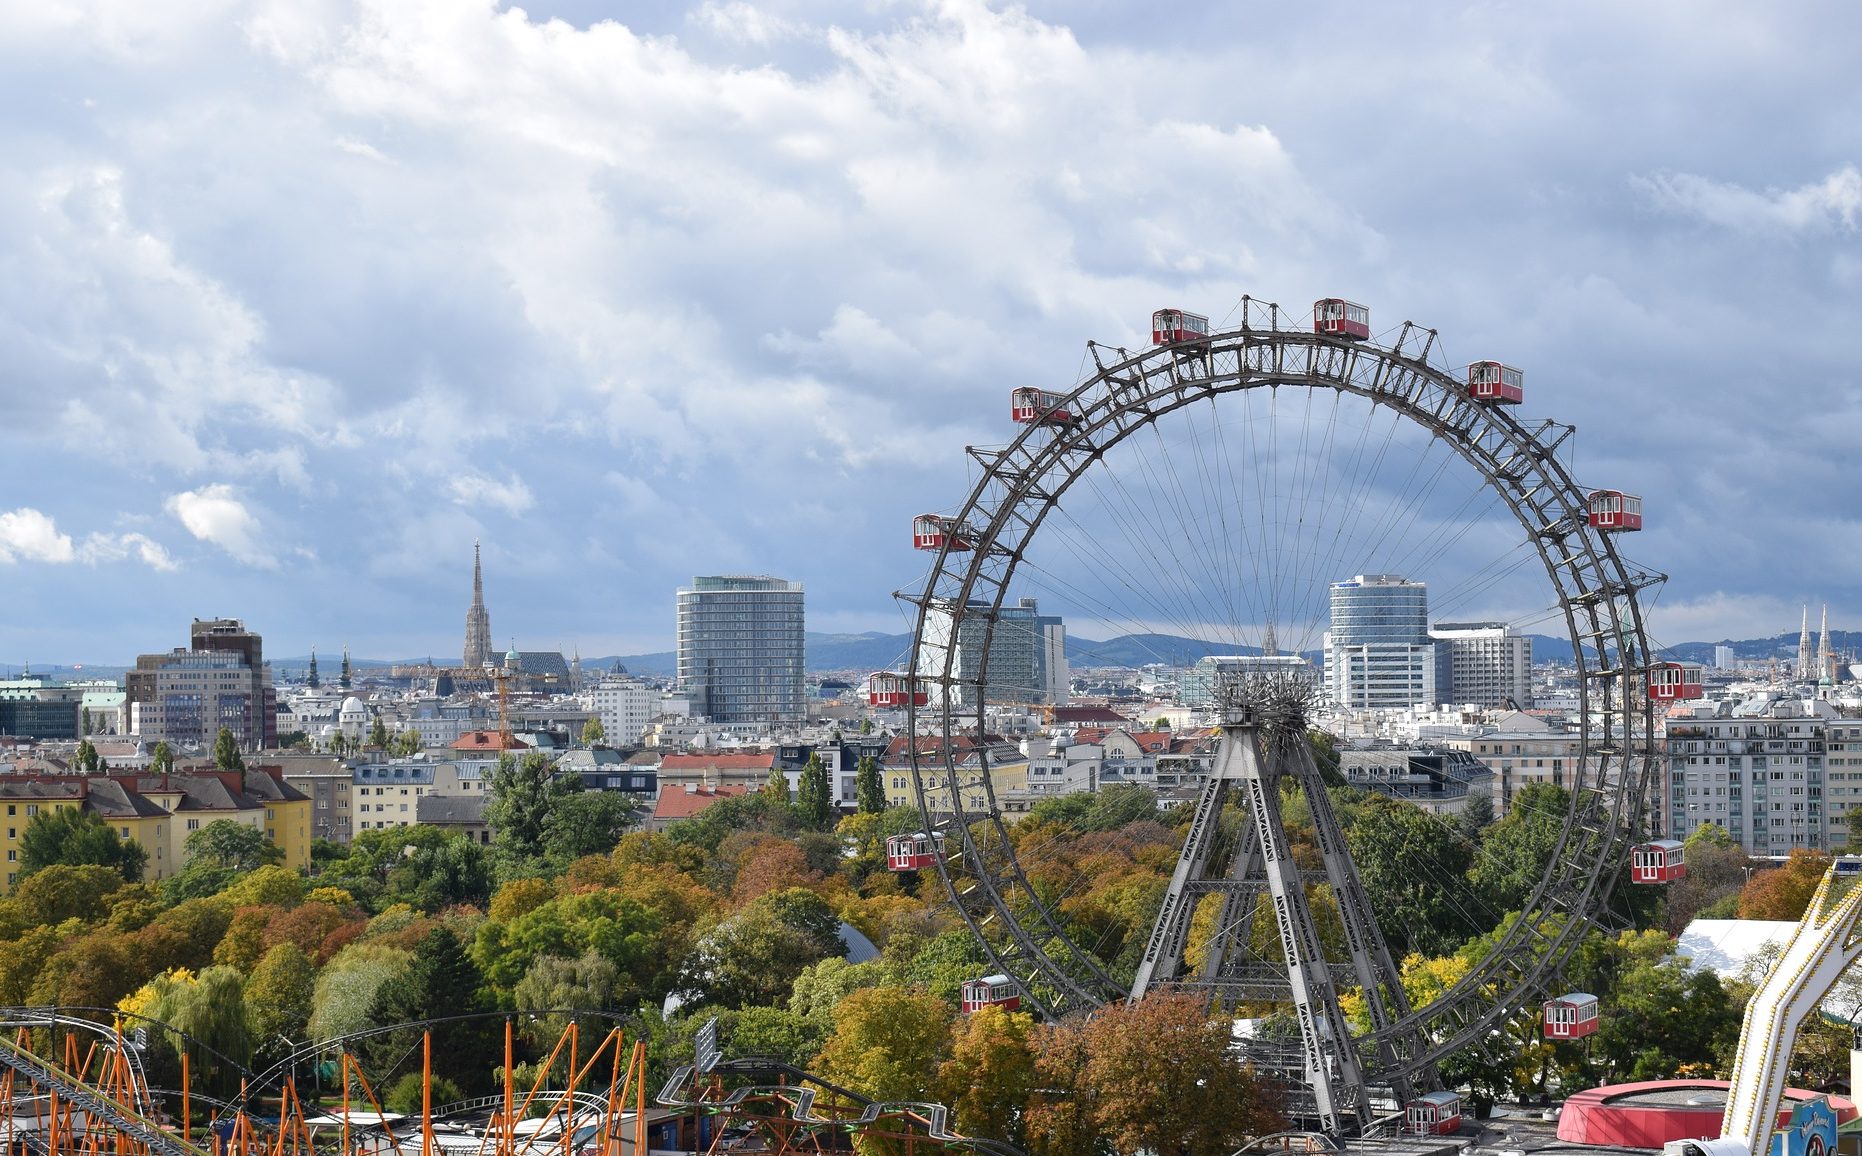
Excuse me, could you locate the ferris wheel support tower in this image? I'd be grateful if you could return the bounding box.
[1128,679,1424,1131]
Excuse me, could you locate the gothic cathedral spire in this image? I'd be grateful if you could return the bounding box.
[464,540,493,668]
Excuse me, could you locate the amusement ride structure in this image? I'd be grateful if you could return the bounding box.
[894,294,1689,1134]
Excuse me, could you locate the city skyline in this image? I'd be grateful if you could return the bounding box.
[3,3,1859,661]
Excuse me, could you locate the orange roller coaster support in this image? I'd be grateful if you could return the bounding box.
[423,1031,433,1156]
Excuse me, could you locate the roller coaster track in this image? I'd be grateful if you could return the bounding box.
[658,1056,1026,1156]
[0,1033,206,1156]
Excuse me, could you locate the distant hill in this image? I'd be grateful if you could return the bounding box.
[261,628,1862,684]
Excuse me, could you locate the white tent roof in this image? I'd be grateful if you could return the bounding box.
[1676,918,1798,978]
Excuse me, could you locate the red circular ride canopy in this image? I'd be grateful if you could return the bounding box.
[1558,1081,1857,1149]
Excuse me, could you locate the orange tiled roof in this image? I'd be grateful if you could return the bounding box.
[452,731,532,752]
[651,783,750,820]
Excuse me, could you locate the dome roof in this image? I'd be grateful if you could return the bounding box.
[339,696,367,715]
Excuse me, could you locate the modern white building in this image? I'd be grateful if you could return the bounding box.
[587,677,660,746]
[1429,622,1532,709]
[676,576,806,725]
[1325,575,1436,710]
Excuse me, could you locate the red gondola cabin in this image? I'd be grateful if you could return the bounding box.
[1630,839,1687,884]
[1152,309,1211,346]
[867,672,928,708]
[1544,993,1600,1040]
[961,974,1021,1014]
[1587,490,1642,532]
[886,831,945,872]
[1313,298,1370,340]
[1405,1091,1463,1136]
[1649,662,1704,702]
[1010,387,1077,426]
[913,515,974,552]
[1468,361,1524,405]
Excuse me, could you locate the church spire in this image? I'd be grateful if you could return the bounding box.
[307,648,320,689]
[340,644,352,690]
[1818,603,1832,685]
[464,540,493,668]
[1798,605,1814,680]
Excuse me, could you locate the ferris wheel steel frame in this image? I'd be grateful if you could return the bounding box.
[903,296,1664,1107]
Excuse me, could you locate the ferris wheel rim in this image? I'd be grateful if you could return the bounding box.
[901,300,1663,1086]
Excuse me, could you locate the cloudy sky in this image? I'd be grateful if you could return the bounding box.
[3,0,1858,665]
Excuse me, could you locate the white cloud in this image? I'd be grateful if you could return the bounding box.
[1636,165,1862,234]
[0,509,75,565]
[6,0,1862,657]
[691,1,802,44]
[165,485,274,568]
[449,473,535,515]
[78,532,179,572]
[0,509,176,570]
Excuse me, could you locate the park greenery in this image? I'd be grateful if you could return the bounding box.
[0,749,1839,1154]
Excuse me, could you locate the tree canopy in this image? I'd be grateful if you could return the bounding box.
[18,807,146,882]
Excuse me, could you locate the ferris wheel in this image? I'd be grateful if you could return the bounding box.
[892,295,1679,1132]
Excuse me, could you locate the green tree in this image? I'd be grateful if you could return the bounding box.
[936,1004,1037,1145]
[544,790,639,867]
[811,986,954,1103]
[18,807,147,881]
[512,951,625,1043]
[212,727,245,771]
[1587,939,1738,1083]
[486,753,576,877]
[368,716,390,751]
[365,928,495,1092]
[246,943,316,1064]
[855,756,886,814]
[795,754,834,827]
[1458,787,1496,838]
[12,863,124,923]
[309,944,413,1042]
[152,966,256,1099]
[859,718,873,735]
[580,718,606,747]
[317,826,492,912]
[150,742,174,776]
[394,730,422,757]
[1661,824,1751,934]
[763,765,792,805]
[81,707,92,736]
[166,819,285,902]
[678,892,841,1009]
[724,1005,827,1070]
[1343,793,1476,957]
[475,889,668,1001]
[74,738,100,773]
[186,818,285,870]
[386,1072,464,1116]
[1083,783,1158,831]
[1470,782,1571,915]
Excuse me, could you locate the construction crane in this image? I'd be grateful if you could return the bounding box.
[484,643,519,744]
